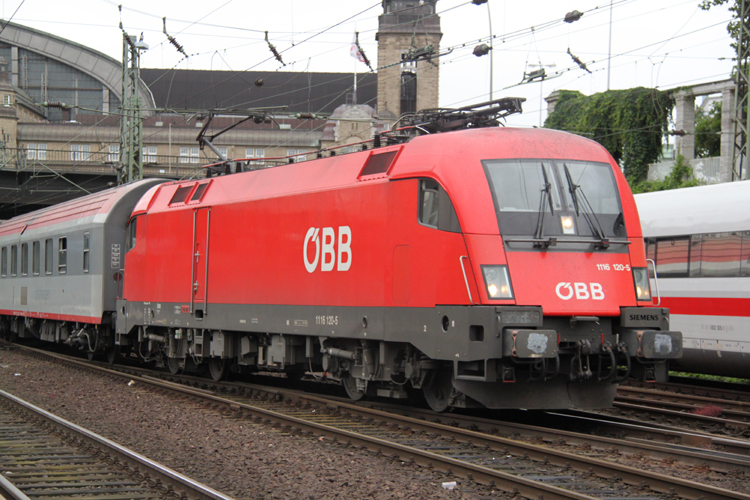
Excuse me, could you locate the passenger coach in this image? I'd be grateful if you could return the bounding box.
[0,180,163,357]
[635,181,750,378]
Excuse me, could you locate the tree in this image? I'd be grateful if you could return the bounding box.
[695,101,722,158]
[545,87,675,183]
[699,1,741,51]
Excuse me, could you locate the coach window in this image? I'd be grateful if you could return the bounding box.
[127,217,138,251]
[83,232,90,273]
[21,243,28,276]
[418,179,461,233]
[45,239,53,274]
[1,246,6,277]
[741,231,750,277]
[32,241,40,275]
[655,238,689,277]
[688,234,702,277]
[10,245,17,276]
[58,237,67,274]
[700,232,741,277]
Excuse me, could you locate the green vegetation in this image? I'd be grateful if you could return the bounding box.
[670,370,750,385]
[695,101,722,158]
[545,87,674,183]
[699,0,742,52]
[629,154,703,194]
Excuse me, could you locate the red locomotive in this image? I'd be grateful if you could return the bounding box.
[1,99,682,411]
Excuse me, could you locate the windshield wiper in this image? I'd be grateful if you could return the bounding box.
[563,163,610,249]
[534,163,555,247]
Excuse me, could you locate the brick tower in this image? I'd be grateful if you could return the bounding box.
[376,0,442,119]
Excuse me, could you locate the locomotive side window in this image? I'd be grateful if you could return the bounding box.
[190,183,209,202]
[127,218,138,251]
[170,185,192,205]
[21,243,28,276]
[45,239,53,274]
[83,232,90,273]
[419,180,439,228]
[418,179,461,233]
[32,241,40,276]
[10,245,17,276]
[58,237,67,274]
[1,246,6,277]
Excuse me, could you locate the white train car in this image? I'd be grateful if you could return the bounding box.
[635,181,750,378]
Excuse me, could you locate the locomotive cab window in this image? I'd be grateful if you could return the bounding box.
[32,241,40,275]
[127,217,138,251]
[483,159,625,239]
[58,237,67,274]
[1,246,6,277]
[418,179,461,233]
[21,243,28,276]
[10,245,17,276]
[83,232,90,273]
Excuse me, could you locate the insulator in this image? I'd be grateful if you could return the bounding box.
[564,10,583,23]
[473,44,491,57]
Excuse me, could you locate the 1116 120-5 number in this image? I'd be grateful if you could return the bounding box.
[596,263,631,271]
[315,315,339,325]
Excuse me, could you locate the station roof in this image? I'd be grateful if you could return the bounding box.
[140,69,378,115]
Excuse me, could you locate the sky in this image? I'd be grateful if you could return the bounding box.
[2,0,736,128]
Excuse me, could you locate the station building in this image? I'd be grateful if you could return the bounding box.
[0,0,441,219]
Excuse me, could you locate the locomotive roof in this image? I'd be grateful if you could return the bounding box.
[0,179,165,237]
[134,127,628,236]
[635,180,750,237]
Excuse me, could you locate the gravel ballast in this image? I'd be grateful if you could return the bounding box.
[0,347,506,500]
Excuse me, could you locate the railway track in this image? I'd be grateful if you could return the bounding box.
[609,385,750,436]
[9,344,750,500]
[0,389,234,500]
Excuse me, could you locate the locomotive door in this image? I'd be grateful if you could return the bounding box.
[191,207,211,317]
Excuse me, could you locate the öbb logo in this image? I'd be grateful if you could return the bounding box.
[304,226,352,273]
[555,282,605,300]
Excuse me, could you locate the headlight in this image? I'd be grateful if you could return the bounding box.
[633,267,652,301]
[482,265,514,299]
[560,215,575,235]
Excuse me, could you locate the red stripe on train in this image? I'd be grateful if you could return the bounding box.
[0,309,102,324]
[658,297,750,318]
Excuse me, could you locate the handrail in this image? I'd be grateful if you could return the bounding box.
[459,256,476,305]
[647,258,661,306]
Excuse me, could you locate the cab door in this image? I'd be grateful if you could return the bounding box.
[191,207,211,317]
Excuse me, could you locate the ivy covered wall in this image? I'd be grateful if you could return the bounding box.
[544,87,675,182]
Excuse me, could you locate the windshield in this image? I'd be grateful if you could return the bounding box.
[483,159,625,238]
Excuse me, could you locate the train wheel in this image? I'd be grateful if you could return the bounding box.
[166,356,182,375]
[423,370,453,412]
[107,345,120,365]
[341,373,365,401]
[208,358,230,381]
